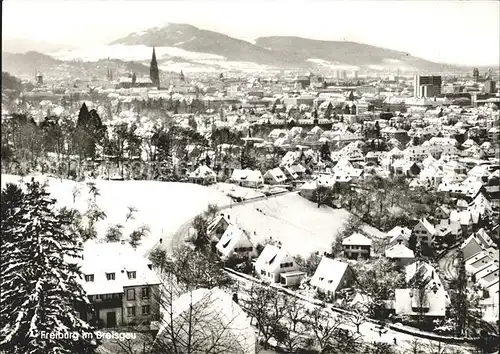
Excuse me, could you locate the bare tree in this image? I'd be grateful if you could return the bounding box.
[404,339,426,354]
[204,203,220,220]
[72,184,81,203]
[148,246,249,354]
[86,181,100,201]
[303,307,345,353]
[242,283,289,348]
[345,305,367,333]
[125,205,138,223]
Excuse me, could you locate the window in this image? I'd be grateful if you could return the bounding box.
[127,306,136,317]
[85,274,94,282]
[261,269,266,275]
[88,295,93,301]
[94,295,100,300]
[142,287,150,299]
[142,305,150,315]
[127,271,136,279]
[106,273,115,281]
[127,289,135,301]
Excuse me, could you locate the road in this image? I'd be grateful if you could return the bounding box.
[439,247,459,282]
[144,190,293,257]
[229,271,474,354]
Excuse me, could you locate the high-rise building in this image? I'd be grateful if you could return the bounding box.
[483,80,497,94]
[150,47,160,89]
[414,75,442,98]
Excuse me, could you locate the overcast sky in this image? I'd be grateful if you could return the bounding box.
[2,0,499,66]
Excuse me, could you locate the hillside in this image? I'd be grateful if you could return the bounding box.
[1,51,153,79]
[1,51,61,77]
[109,23,463,73]
[1,72,24,91]
[2,38,76,54]
[255,36,461,72]
[1,175,232,256]
[110,23,300,67]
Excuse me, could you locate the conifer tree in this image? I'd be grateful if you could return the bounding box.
[0,180,98,354]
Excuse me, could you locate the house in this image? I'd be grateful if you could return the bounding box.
[394,261,450,318]
[254,244,304,286]
[207,214,232,242]
[435,205,451,220]
[412,218,436,247]
[449,210,474,238]
[385,244,415,266]
[394,289,448,318]
[387,226,412,247]
[77,241,161,328]
[342,233,372,259]
[282,165,299,181]
[263,167,287,185]
[310,257,354,300]
[155,287,255,354]
[230,169,264,188]
[188,165,217,185]
[215,225,257,260]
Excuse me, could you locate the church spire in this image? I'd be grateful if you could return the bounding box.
[150,46,160,89]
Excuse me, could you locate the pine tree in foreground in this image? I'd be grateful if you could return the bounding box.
[0,180,98,354]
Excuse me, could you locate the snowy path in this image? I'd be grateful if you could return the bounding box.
[144,190,293,257]
[439,247,459,281]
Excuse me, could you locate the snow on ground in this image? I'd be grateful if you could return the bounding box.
[306,58,359,71]
[1,174,231,255]
[223,192,351,257]
[210,183,265,201]
[50,44,225,62]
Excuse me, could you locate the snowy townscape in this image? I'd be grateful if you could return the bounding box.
[1,1,500,354]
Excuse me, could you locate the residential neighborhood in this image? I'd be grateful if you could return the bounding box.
[1,1,499,354]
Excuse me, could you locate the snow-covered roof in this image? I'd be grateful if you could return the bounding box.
[255,244,293,273]
[157,287,255,354]
[395,289,447,317]
[230,169,263,183]
[310,257,350,294]
[342,233,372,246]
[385,244,415,259]
[78,241,160,296]
[215,225,253,259]
[189,165,216,179]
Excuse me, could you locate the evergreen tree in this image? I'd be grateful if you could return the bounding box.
[320,142,331,161]
[324,102,333,119]
[180,70,185,81]
[0,180,98,353]
[408,233,418,252]
[77,102,90,127]
[453,250,468,336]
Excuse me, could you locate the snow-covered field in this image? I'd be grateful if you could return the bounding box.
[210,183,265,201]
[1,174,232,255]
[222,193,352,257]
[306,58,359,71]
[50,44,225,62]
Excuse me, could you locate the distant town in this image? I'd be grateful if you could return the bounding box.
[1,19,500,354]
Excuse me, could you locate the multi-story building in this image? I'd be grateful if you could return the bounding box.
[414,75,442,98]
[77,241,161,328]
[483,80,497,94]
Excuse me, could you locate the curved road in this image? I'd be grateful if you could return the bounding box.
[439,247,459,282]
[145,190,294,257]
